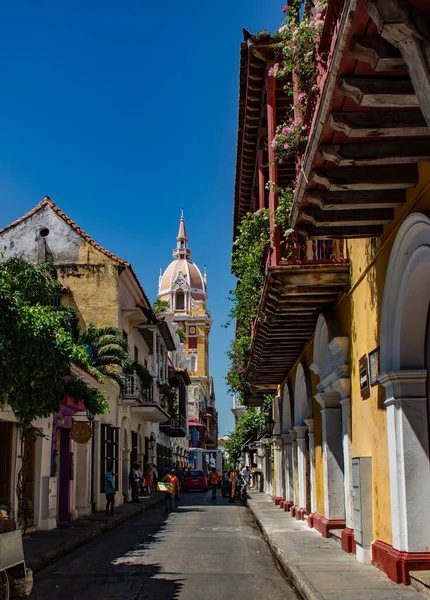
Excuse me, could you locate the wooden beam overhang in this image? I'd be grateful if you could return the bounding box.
[247,262,349,393]
[290,0,430,239]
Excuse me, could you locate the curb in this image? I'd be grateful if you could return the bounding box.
[26,496,163,573]
[248,500,325,600]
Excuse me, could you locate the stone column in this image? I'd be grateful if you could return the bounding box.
[282,433,293,503]
[304,419,316,515]
[289,429,298,510]
[315,392,345,522]
[294,425,308,512]
[339,397,353,531]
[379,370,430,552]
[274,437,284,500]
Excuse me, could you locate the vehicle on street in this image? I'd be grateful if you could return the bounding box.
[183,469,208,492]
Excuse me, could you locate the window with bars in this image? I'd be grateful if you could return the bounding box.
[189,353,198,373]
[100,425,119,491]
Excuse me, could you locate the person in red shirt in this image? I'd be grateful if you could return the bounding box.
[162,469,180,513]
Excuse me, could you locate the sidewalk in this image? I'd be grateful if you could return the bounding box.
[24,494,163,573]
[248,492,424,600]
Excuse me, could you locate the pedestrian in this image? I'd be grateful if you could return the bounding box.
[162,468,180,513]
[145,463,154,497]
[208,467,220,500]
[241,465,250,485]
[132,462,142,502]
[153,464,159,492]
[105,462,116,516]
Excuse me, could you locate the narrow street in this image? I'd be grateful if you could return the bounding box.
[30,492,300,600]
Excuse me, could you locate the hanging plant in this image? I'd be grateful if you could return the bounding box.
[270,0,327,162]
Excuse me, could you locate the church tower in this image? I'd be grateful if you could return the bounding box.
[158,214,216,449]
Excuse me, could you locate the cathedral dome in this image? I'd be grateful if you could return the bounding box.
[158,214,207,307]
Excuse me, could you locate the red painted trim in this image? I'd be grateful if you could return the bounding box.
[313,513,346,537]
[295,507,307,521]
[372,540,430,585]
[341,528,356,554]
[265,75,281,267]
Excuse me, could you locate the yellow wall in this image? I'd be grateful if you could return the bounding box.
[57,241,120,329]
[277,163,430,543]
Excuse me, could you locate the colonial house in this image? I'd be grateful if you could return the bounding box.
[0,197,189,528]
[233,0,430,585]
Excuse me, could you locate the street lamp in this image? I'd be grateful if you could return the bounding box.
[266,415,276,438]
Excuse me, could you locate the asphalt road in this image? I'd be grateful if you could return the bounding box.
[31,491,301,600]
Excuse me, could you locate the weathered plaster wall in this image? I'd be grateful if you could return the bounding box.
[345,161,430,546]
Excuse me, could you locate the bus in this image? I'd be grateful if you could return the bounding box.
[188,448,222,476]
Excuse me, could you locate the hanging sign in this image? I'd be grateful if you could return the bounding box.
[70,422,92,444]
[359,355,370,398]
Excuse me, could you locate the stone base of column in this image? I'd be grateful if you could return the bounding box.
[341,527,356,553]
[284,501,294,512]
[295,507,307,520]
[372,540,430,585]
[313,513,345,537]
[308,513,315,528]
[274,496,283,505]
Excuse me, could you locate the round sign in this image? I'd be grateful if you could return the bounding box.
[70,422,92,444]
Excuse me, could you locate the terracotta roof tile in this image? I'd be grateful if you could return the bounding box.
[0,196,152,310]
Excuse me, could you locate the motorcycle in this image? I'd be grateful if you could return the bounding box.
[236,474,248,506]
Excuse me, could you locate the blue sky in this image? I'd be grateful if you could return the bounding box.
[0,0,282,436]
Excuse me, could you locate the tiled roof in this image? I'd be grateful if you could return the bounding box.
[0,196,152,310]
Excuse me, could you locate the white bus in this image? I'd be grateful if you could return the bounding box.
[188,448,222,475]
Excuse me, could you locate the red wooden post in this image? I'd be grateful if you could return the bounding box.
[293,232,299,260]
[312,240,317,261]
[303,236,308,261]
[339,239,344,259]
[266,75,281,267]
[322,240,327,260]
[258,149,266,210]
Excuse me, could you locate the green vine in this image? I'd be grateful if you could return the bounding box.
[225,209,270,404]
[225,396,272,464]
[64,377,110,418]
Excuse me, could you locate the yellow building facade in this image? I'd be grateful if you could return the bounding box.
[158,215,217,447]
[234,0,430,585]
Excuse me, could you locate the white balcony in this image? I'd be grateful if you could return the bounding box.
[123,375,170,423]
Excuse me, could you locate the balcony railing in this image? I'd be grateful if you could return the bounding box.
[123,375,162,407]
[281,234,346,264]
[160,414,187,436]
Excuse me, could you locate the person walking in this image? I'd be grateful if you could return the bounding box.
[104,462,116,516]
[145,463,154,498]
[131,463,142,502]
[208,467,220,500]
[162,468,180,513]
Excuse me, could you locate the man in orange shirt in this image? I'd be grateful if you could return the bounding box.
[208,467,220,500]
[162,468,180,513]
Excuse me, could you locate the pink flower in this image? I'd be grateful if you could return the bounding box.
[284,143,290,149]
[282,126,290,135]
[279,25,287,32]
[297,92,305,102]
[271,139,277,149]
[268,62,279,77]
[282,4,289,13]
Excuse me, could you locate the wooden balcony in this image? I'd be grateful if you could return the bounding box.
[160,414,187,437]
[247,235,349,405]
[291,0,430,238]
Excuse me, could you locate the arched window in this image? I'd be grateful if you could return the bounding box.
[176,290,185,310]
